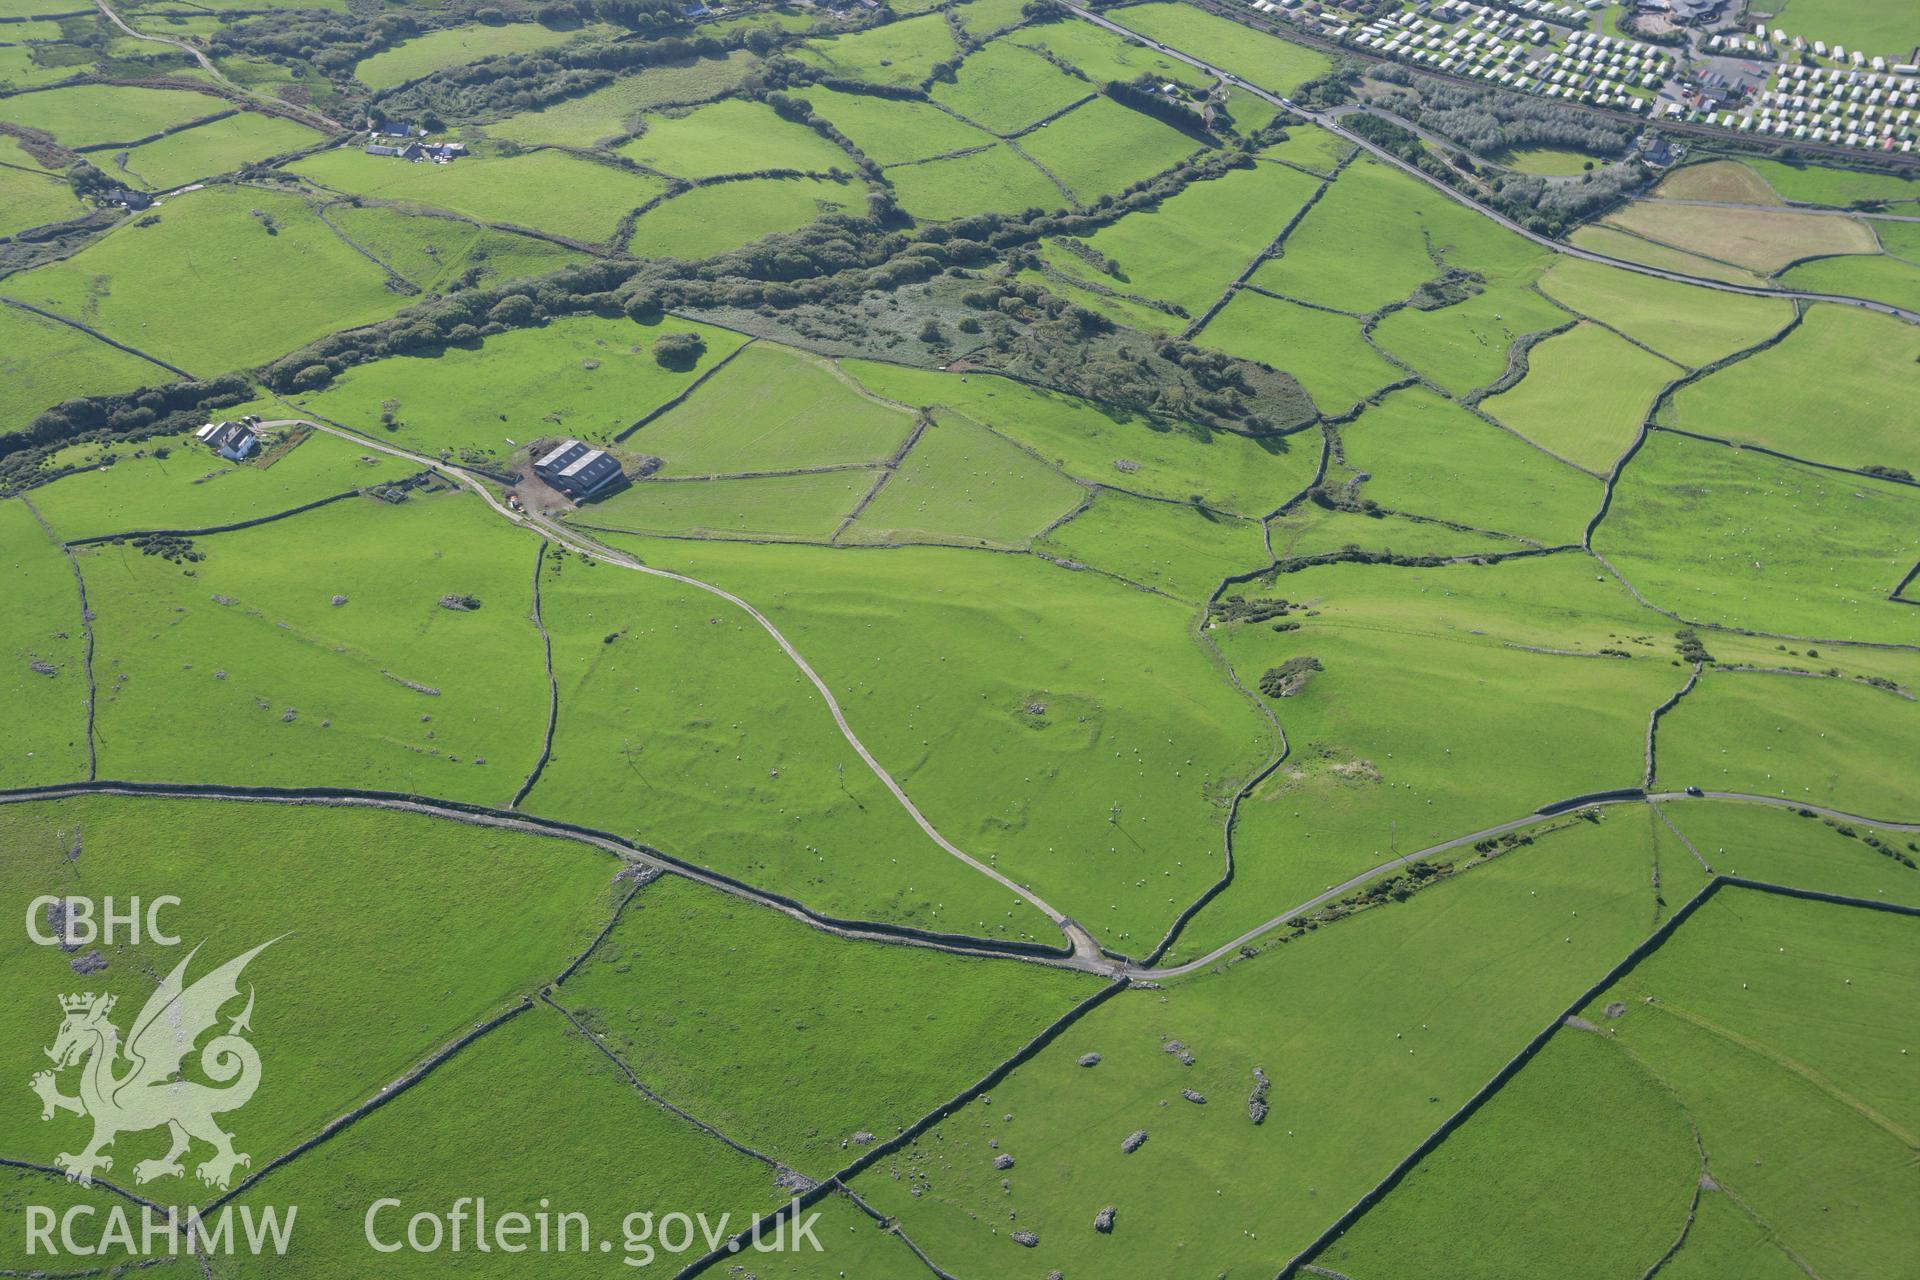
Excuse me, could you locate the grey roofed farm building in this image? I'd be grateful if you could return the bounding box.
[195,420,258,461]
[533,439,624,500]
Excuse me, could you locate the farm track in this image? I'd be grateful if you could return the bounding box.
[1056,1,1920,325]
[252,416,1101,963]
[90,0,340,132]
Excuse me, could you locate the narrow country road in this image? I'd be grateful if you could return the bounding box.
[258,418,1106,965]
[92,0,341,132]
[1057,2,1920,324]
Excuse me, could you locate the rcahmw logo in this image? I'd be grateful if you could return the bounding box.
[23,937,298,1260]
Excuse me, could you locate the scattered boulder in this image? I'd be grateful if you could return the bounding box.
[70,949,107,975]
[1078,1052,1102,1067]
[29,660,55,676]
[1604,1001,1628,1019]
[1094,1205,1116,1234]
[850,1131,876,1147]
[211,594,236,606]
[993,1154,1014,1170]
[438,593,482,611]
[1249,1067,1271,1125]
[1010,1230,1038,1248]
[1121,1129,1148,1154]
[42,900,80,952]
[1181,1089,1207,1105]
[331,594,348,606]
[1163,1039,1195,1066]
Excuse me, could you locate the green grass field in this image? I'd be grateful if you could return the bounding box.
[929,40,1090,134]
[0,158,82,236]
[1757,0,1913,56]
[296,314,749,464]
[523,545,1053,933]
[0,82,223,147]
[563,874,1099,1169]
[115,110,321,190]
[854,813,1685,1277]
[1107,1,1330,93]
[1657,670,1920,818]
[840,360,1318,517]
[795,12,957,88]
[953,0,1028,37]
[1037,489,1267,601]
[1259,123,1353,175]
[1537,257,1793,367]
[1268,503,1531,563]
[1016,97,1200,204]
[588,531,1272,948]
[1659,304,1920,476]
[801,84,994,164]
[222,1002,786,1277]
[1320,1028,1698,1279]
[884,142,1064,220]
[0,302,173,432]
[294,147,664,246]
[353,20,609,90]
[1779,250,1920,314]
[0,792,618,1213]
[0,498,90,785]
[1014,18,1212,88]
[839,411,1084,548]
[6,185,403,375]
[1250,158,1450,314]
[1480,321,1681,472]
[1342,387,1602,544]
[1055,158,1323,319]
[1198,288,1401,415]
[1580,887,1920,1277]
[1665,800,1920,905]
[619,98,851,178]
[629,343,914,475]
[484,51,758,147]
[1498,144,1609,176]
[576,470,869,541]
[321,201,583,292]
[86,490,551,801]
[1371,280,1567,397]
[627,175,860,259]
[1595,429,1920,645]
[27,425,414,540]
[1182,560,1677,958]
[1746,157,1920,207]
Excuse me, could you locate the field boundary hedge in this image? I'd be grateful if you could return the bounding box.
[0,779,1084,964]
[1283,874,1920,1276]
[680,975,1133,1277]
[510,538,559,809]
[61,485,377,546]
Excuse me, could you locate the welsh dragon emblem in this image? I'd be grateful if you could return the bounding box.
[31,939,276,1190]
